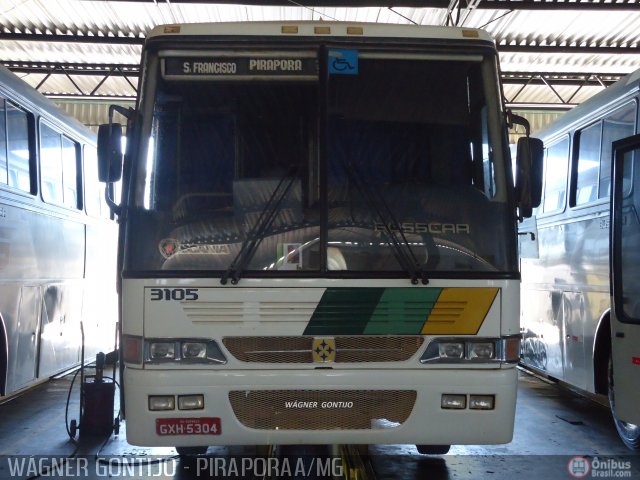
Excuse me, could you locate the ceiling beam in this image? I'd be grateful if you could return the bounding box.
[56,0,438,5]
[4,61,140,76]
[463,0,639,10]
[4,61,624,104]
[505,102,574,111]
[1,31,639,55]
[3,62,628,84]
[0,32,145,45]
[501,72,623,87]
[76,0,640,10]
[498,44,640,54]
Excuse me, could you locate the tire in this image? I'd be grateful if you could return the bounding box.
[415,445,450,455]
[608,355,640,451]
[175,446,208,456]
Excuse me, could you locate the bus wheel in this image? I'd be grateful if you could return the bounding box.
[608,355,640,451]
[175,446,208,456]
[415,445,450,455]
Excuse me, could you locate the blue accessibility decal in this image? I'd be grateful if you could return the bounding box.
[328,49,358,75]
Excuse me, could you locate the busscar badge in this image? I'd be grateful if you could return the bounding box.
[312,338,336,363]
[159,238,180,259]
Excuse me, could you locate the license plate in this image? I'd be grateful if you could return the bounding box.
[156,417,221,436]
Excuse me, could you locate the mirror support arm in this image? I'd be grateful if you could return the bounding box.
[507,110,543,221]
[103,105,134,216]
[109,104,134,123]
[506,110,531,137]
[105,184,121,217]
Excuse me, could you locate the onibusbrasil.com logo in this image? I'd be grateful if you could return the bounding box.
[568,456,632,478]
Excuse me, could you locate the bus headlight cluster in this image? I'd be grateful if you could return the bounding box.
[421,336,520,364]
[144,339,227,364]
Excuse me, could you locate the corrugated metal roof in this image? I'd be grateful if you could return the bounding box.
[503,83,607,106]
[0,1,639,107]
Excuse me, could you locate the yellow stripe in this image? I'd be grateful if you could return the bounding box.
[420,287,499,335]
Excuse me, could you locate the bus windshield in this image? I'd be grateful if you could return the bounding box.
[126,49,516,275]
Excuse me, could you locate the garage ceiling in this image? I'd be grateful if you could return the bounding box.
[0,1,639,109]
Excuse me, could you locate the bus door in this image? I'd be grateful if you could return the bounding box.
[610,133,640,426]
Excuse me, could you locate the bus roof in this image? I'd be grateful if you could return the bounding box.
[146,21,494,44]
[0,64,94,142]
[536,68,640,142]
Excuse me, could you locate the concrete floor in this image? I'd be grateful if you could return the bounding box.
[0,368,638,480]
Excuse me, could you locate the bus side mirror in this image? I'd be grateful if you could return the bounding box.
[515,136,543,219]
[97,123,123,183]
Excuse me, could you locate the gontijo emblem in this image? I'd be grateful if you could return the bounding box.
[312,338,336,363]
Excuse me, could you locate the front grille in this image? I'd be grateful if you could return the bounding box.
[229,390,416,430]
[222,336,424,363]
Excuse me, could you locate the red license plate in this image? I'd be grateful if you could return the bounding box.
[156,417,221,436]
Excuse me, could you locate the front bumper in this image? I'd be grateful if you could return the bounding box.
[123,366,517,447]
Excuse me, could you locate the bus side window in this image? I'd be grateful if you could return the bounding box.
[542,137,569,214]
[84,144,101,217]
[84,144,112,219]
[599,102,636,199]
[7,101,31,192]
[40,123,81,209]
[40,122,64,204]
[62,136,80,209]
[575,122,601,205]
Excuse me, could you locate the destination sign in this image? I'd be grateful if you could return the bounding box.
[164,57,318,78]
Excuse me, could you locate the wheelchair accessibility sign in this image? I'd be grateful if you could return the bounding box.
[328,49,358,75]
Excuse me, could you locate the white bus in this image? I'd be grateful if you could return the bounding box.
[0,65,118,399]
[98,21,542,455]
[520,69,640,450]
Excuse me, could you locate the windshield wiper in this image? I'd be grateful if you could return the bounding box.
[221,166,297,285]
[342,160,428,285]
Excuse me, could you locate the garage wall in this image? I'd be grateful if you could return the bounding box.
[53,100,566,144]
[53,100,136,134]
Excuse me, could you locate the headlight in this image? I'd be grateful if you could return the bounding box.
[182,342,207,359]
[468,342,495,360]
[438,342,465,359]
[420,336,520,364]
[149,342,176,360]
[144,339,227,364]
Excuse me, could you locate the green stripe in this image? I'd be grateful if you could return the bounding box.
[364,288,442,334]
[303,288,384,335]
[304,287,442,335]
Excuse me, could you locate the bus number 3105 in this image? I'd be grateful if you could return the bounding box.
[150,288,199,301]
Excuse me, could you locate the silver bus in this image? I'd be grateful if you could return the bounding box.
[0,65,118,399]
[520,69,640,450]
